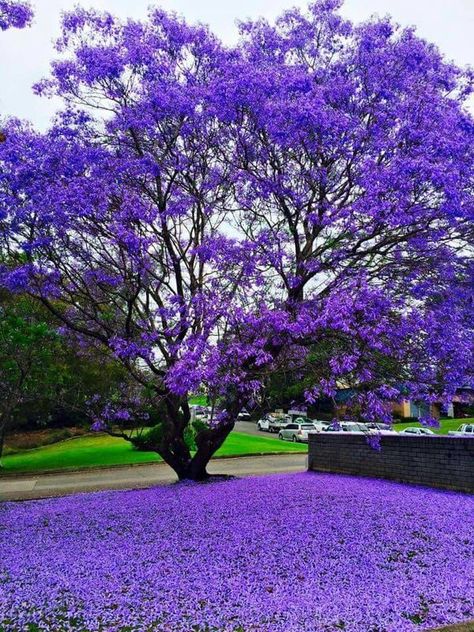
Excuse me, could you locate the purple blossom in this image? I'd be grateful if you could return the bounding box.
[0,0,32,30]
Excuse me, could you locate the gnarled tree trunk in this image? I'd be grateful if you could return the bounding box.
[157,395,239,481]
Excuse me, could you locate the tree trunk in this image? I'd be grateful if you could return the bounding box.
[155,419,236,481]
[135,393,239,482]
[175,457,210,482]
[185,419,236,481]
[0,424,6,467]
[0,415,8,466]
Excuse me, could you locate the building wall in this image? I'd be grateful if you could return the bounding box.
[392,400,441,420]
[308,434,474,493]
[392,400,411,418]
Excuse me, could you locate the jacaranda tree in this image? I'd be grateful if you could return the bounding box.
[216,0,474,418]
[0,1,472,479]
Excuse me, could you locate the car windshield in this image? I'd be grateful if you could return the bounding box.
[301,425,315,430]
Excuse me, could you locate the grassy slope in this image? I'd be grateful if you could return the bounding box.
[393,418,473,434]
[4,418,472,475]
[1,431,306,474]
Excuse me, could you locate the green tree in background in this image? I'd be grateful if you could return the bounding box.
[0,292,62,462]
[0,291,131,463]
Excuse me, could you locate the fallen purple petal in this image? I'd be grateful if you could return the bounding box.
[1,472,473,631]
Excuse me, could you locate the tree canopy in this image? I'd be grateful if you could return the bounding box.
[0,0,472,479]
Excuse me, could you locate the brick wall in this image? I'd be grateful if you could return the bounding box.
[307,433,474,493]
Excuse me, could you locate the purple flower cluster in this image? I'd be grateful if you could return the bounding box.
[0,0,32,31]
[1,473,473,631]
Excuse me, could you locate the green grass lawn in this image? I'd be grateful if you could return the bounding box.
[1,431,306,474]
[393,418,473,434]
[4,418,471,475]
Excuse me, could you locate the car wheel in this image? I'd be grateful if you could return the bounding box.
[292,435,297,443]
[278,433,283,440]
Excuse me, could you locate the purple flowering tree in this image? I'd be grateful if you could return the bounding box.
[0,10,257,480]
[216,0,473,419]
[0,1,473,480]
[0,0,32,31]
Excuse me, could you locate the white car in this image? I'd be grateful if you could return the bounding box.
[324,421,399,435]
[256,415,287,432]
[278,422,317,443]
[257,416,271,431]
[293,417,329,432]
[237,409,251,421]
[323,421,367,433]
[268,416,290,433]
[448,424,474,437]
[399,427,435,436]
[366,423,398,435]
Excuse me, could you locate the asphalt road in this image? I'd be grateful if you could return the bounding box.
[0,453,307,502]
[233,420,264,436]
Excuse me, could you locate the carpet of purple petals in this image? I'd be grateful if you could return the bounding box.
[0,473,473,632]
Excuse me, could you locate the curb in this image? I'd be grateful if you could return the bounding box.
[429,622,474,632]
[0,451,307,478]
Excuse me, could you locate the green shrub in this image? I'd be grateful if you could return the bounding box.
[132,419,209,452]
[131,424,165,451]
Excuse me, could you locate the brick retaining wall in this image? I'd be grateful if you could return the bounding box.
[307,433,474,492]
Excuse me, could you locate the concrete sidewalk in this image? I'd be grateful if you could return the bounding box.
[0,453,307,502]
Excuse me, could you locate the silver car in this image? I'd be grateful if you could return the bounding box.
[278,422,317,443]
[324,421,367,433]
[399,427,435,436]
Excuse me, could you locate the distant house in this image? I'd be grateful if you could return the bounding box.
[392,400,440,420]
[308,386,473,421]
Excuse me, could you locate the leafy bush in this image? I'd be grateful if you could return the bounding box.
[133,419,209,452]
[131,424,165,451]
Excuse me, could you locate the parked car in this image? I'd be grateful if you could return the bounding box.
[278,422,318,443]
[293,417,330,432]
[365,423,398,435]
[399,427,435,436]
[323,421,367,433]
[237,409,251,421]
[313,420,331,431]
[191,405,209,420]
[257,416,271,431]
[448,424,474,437]
[256,415,288,432]
[268,416,290,433]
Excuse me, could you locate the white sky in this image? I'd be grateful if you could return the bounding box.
[1,0,473,129]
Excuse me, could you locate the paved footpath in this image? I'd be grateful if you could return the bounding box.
[0,453,307,502]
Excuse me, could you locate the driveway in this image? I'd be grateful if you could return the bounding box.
[233,420,263,436]
[0,453,307,502]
